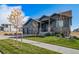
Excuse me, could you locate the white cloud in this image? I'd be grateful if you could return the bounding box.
[0,4,29,26]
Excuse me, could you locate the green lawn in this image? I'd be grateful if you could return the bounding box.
[25,36,79,50]
[0,39,59,54]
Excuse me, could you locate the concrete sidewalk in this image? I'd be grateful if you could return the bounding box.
[13,39,79,54]
[0,35,9,39]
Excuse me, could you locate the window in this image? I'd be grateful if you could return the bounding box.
[56,20,63,28]
[42,23,48,32]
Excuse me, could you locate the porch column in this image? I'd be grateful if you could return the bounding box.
[40,21,41,33]
[59,15,63,33]
[48,17,51,33]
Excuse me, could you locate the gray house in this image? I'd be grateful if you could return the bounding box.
[23,18,39,35]
[23,10,72,37]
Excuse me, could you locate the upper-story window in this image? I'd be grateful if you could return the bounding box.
[2,24,8,28]
[56,20,63,28]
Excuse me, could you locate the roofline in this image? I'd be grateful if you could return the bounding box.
[23,18,40,26]
[38,15,49,21]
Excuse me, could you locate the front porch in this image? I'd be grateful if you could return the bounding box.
[39,18,56,35]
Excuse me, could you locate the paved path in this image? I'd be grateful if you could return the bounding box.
[13,39,79,54]
[0,35,9,39]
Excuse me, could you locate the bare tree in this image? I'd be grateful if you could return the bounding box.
[8,8,24,49]
[32,21,39,37]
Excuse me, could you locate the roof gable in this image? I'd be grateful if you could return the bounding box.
[51,10,72,17]
[23,18,39,26]
[51,13,59,17]
[39,15,49,21]
[23,18,33,26]
[59,10,72,17]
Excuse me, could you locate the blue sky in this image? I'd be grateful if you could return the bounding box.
[0,4,79,30]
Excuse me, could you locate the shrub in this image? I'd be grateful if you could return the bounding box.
[4,33,8,35]
[61,33,65,38]
[56,34,62,38]
[44,33,51,36]
[55,32,65,38]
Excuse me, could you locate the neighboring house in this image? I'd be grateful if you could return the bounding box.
[1,24,12,32]
[0,26,4,31]
[73,28,79,32]
[23,18,39,35]
[23,10,72,37]
[0,24,16,32]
